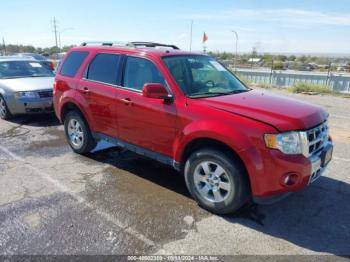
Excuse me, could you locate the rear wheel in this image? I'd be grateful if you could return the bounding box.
[184,148,250,214]
[64,111,96,154]
[0,95,12,120]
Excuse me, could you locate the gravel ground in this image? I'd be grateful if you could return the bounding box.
[0,89,349,259]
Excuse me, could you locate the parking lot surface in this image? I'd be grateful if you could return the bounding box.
[0,90,349,256]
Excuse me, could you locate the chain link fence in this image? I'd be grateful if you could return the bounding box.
[235,68,350,93]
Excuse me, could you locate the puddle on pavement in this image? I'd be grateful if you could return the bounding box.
[82,148,210,244]
[27,128,67,149]
[0,125,30,138]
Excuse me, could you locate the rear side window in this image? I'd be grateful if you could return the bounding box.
[123,56,166,91]
[87,53,121,85]
[60,51,88,77]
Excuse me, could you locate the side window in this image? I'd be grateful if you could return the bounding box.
[87,53,121,85]
[60,51,88,77]
[123,56,166,91]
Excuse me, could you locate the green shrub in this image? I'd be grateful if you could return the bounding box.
[289,82,332,94]
[257,82,270,89]
[272,61,284,70]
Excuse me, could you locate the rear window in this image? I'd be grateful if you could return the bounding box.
[60,51,88,77]
[86,53,121,85]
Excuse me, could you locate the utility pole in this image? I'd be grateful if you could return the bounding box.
[189,20,193,52]
[231,30,238,72]
[270,57,274,88]
[327,61,332,89]
[2,38,6,56]
[52,17,59,51]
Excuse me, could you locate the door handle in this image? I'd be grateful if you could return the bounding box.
[120,98,132,105]
[81,87,90,94]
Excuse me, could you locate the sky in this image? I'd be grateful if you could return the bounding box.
[1,0,350,54]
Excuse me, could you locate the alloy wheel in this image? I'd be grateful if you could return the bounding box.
[0,97,7,119]
[67,118,84,148]
[193,161,233,203]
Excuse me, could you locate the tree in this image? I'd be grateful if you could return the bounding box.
[276,55,287,62]
[288,55,296,61]
[298,55,308,63]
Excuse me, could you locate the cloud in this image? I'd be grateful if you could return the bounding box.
[183,8,350,26]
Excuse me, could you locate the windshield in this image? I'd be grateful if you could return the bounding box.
[163,55,249,98]
[0,61,54,79]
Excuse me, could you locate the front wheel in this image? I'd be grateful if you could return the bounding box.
[184,148,250,214]
[0,95,12,120]
[64,111,96,154]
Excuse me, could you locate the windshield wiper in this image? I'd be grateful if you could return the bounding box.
[223,89,250,95]
[188,89,249,98]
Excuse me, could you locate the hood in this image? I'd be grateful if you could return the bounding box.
[0,77,54,92]
[198,90,328,132]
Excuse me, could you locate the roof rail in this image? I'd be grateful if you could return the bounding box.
[80,41,127,47]
[80,41,180,50]
[127,42,180,50]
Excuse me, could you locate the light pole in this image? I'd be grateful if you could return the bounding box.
[189,20,193,51]
[59,28,74,52]
[231,30,238,72]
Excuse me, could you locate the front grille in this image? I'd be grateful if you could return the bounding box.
[38,90,53,98]
[306,121,329,156]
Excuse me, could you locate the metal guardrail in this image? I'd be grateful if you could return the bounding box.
[234,68,350,93]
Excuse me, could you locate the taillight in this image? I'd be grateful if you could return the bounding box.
[49,62,55,71]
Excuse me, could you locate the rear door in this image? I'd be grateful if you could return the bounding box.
[78,52,122,138]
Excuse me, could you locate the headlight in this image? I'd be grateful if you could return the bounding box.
[265,131,308,155]
[14,91,38,98]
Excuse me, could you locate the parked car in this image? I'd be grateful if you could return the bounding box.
[0,57,55,119]
[13,53,55,71]
[53,42,333,214]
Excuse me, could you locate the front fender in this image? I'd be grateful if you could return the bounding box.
[173,120,253,162]
[173,120,268,196]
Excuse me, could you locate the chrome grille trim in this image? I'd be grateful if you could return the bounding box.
[304,121,329,157]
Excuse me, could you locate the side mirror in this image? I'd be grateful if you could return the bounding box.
[142,83,173,101]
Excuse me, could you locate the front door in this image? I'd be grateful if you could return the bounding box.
[116,56,177,157]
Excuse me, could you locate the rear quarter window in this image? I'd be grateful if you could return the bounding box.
[60,51,89,77]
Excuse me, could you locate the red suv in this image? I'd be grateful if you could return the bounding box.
[53,42,333,214]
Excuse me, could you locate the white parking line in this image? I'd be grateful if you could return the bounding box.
[0,145,155,248]
[334,156,350,163]
[331,114,350,120]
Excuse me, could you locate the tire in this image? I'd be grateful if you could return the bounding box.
[0,95,12,120]
[184,148,250,214]
[64,111,96,154]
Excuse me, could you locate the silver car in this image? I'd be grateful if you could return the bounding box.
[0,57,55,119]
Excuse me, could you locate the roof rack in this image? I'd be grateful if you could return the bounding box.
[80,41,180,50]
[80,41,127,47]
[127,42,180,50]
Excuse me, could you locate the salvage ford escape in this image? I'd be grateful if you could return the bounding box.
[53,42,333,214]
